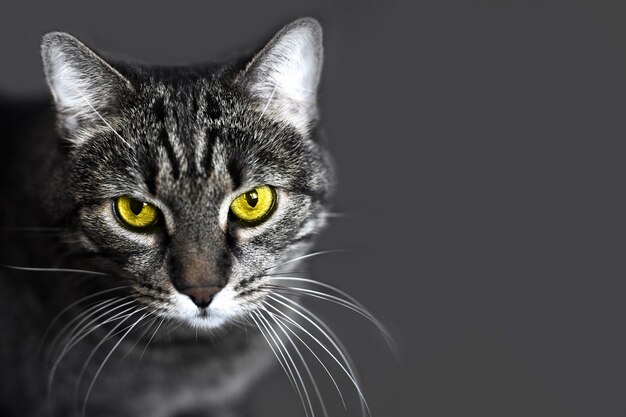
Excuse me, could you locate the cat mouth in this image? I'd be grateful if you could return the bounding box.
[187,303,221,319]
[171,307,228,329]
[167,288,244,329]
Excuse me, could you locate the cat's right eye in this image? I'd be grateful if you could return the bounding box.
[113,196,160,230]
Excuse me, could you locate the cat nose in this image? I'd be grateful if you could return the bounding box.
[180,286,223,309]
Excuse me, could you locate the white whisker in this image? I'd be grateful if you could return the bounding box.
[60,299,136,355]
[73,307,145,403]
[38,286,127,355]
[48,301,136,394]
[74,87,133,149]
[119,315,159,362]
[269,277,363,305]
[252,311,315,417]
[264,307,330,417]
[266,250,347,272]
[268,283,396,353]
[50,297,125,359]
[256,310,315,417]
[81,311,149,417]
[3,265,108,276]
[250,312,298,392]
[257,80,279,122]
[268,294,372,416]
[271,295,367,417]
[263,301,346,410]
[138,316,166,365]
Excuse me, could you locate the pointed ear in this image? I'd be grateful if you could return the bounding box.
[241,18,323,135]
[41,32,133,131]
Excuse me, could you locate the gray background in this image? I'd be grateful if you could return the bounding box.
[2,0,625,416]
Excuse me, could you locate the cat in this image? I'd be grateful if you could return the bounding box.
[0,17,388,417]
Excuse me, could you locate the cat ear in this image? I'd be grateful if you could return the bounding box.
[241,18,323,135]
[41,32,133,131]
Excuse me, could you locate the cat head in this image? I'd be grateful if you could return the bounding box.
[40,18,333,329]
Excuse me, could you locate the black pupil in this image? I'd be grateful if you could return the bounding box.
[245,190,259,207]
[129,199,144,215]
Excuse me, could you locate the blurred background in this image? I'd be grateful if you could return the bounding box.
[2,0,626,416]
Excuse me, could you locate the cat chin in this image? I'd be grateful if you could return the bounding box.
[171,306,232,330]
[183,313,229,330]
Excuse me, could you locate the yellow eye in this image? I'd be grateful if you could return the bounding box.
[114,196,159,229]
[229,185,276,224]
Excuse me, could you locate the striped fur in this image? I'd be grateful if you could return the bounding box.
[0,18,334,417]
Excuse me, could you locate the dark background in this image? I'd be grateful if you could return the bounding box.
[2,0,626,416]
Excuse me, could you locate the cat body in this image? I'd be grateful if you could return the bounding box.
[0,18,333,417]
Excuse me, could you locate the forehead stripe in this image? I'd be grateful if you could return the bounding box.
[159,128,181,179]
[201,127,218,177]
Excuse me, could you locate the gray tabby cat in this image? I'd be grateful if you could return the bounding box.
[0,17,387,417]
[0,19,332,417]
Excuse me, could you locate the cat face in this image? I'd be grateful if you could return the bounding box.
[41,18,333,329]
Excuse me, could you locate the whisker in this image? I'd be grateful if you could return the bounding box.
[250,312,301,402]
[255,311,314,417]
[73,86,133,149]
[81,311,149,417]
[119,315,159,362]
[38,286,128,355]
[160,318,183,338]
[267,294,356,376]
[263,301,346,410]
[49,297,126,360]
[270,294,367,417]
[263,307,330,417]
[266,284,396,354]
[2,265,108,276]
[137,316,166,365]
[48,301,136,395]
[262,270,309,277]
[267,294,372,417]
[58,299,137,357]
[74,307,146,411]
[267,277,369,310]
[265,250,348,272]
[251,311,311,417]
[257,80,279,122]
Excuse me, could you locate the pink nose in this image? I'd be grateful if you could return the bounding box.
[180,286,222,309]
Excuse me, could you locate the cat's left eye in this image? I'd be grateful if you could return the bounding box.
[229,185,276,225]
[114,196,159,229]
